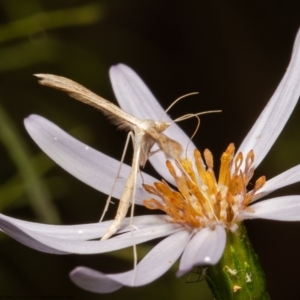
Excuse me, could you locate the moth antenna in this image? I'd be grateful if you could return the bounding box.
[159,92,199,121]
[170,110,221,157]
[172,110,222,123]
[185,115,200,158]
[159,92,221,157]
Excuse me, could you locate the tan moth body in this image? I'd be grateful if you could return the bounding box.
[35,74,182,166]
[35,74,183,240]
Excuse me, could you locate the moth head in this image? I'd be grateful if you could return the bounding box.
[154,121,171,133]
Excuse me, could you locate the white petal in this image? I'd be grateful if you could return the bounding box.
[0,213,180,254]
[177,225,226,277]
[0,214,168,240]
[237,29,300,168]
[0,213,66,254]
[109,64,196,182]
[109,64,168,121]
[240,196,300,221]
[253,164,300,202]
[70,230,191,293]
[70,267,123,293]
[24,114,158,205]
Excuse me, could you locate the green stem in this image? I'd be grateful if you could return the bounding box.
[0,3,103,43]
[207,223,270,300]
[0,103,60,223]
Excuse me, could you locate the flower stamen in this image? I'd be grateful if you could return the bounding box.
[143,144,266,231]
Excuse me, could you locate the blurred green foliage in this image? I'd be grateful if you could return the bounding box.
[0,1,300,299]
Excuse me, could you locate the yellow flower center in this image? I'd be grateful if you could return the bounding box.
[143,143,266,231]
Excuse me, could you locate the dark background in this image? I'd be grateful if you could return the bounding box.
[0,1,300,299]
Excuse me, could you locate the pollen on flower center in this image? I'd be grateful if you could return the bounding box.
[143,143,266,231]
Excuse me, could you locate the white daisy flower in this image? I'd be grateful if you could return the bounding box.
[1,30,300,295]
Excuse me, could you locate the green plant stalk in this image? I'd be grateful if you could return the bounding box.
[0,152,55,211]
[0,103,60,223]
[0,3,103,43]
[206,223,270,300]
